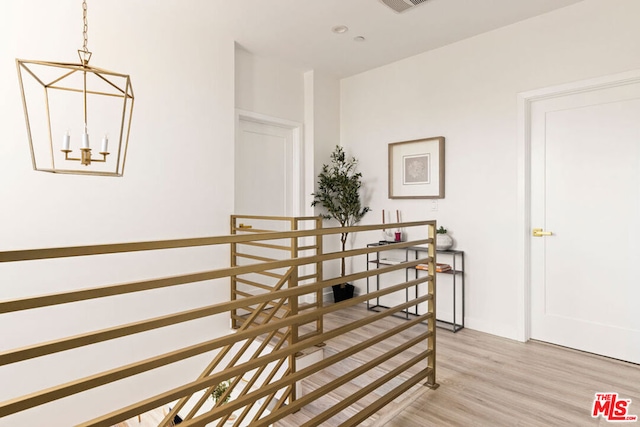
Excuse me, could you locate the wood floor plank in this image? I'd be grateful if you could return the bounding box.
[277,304,640,427]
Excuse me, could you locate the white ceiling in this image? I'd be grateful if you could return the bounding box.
[215,0,583,78]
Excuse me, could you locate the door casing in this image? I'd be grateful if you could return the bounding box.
[235,109,304,217]
[516,69,640,343]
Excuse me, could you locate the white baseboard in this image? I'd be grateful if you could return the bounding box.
[464,316,520,341]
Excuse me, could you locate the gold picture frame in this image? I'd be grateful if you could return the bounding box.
[388,136,445,199]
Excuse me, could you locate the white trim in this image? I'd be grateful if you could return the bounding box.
[303,71,316,218]
[516,69,640,343]
[235,109,304,217]
[236,109,303,129]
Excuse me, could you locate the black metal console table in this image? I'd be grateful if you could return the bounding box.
[366,242,465,332]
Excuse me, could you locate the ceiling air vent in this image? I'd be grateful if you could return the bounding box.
[379,0,429,13]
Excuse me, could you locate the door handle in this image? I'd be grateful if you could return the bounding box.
[532,228,553,237]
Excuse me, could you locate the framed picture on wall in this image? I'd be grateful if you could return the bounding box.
[388,136,445,199]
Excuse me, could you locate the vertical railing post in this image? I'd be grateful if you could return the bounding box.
[426,221,439,389]
[315,216,324,335]
[230,215,238,329]
[289,217,299,403]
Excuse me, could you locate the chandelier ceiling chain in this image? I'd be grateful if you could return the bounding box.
[82,0,89,55]
[78,0,92,65]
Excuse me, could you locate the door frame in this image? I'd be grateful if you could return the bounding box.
[235,109,304,217]
[516,69,640,343]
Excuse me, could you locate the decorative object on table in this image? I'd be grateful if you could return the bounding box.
[312,145,371,302]
[388,137,445,199]
[381,209,404,241]
[436,263,452,272]
[394,209,403,241]
[436,226,454,250]
[381,209,395,242]
[416,263,451,272]
[16,0,134,177]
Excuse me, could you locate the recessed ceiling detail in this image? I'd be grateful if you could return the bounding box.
[379,0,429,14]
[332,25,349,34]
[222,0,583,77]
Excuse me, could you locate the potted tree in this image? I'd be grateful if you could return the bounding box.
[312,145,370,302]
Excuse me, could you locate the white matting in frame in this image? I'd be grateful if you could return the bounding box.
[388,136,445,199]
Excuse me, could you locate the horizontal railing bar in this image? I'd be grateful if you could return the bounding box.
[182,332,291,424]
[298,274,318,281]
[237,357,290,425]
[189,323,291,422]
[0,221,435,425]
[257,319,432,427]
[190,329,433,427]
[232,215,292,222]
[235,252,279,263]
[232,214,319,221]
[0,276,432,418]
[243,312,289,327]
[238,241,291,251]
[234,290,260,299]
[164,279,293,423]
[97,307,432,427]
[0,262,429,366]
[1,240,430,314]
[234,228,284,234]
[235,278,276,291]
[229,313,279,324]
[303,355,432,427]
[248,265,290,300]
[297,330,322,342]
[297,245,318,251]
[69,296,433,427]
[340,368,433,427]
[231,308,287,320]
[254,270,285,279]
[0,257,430,366]
[0,221,433,262]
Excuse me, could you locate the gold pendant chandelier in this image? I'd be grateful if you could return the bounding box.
[16,0,134,177]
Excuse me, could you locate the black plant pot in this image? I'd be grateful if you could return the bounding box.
[332,283,355,303]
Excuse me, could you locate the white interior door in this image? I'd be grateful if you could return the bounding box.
[235,115,300,220]
[530,80,640,363]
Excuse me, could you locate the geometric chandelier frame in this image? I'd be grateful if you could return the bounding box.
[16,59,134,177]
[15,0,134,177]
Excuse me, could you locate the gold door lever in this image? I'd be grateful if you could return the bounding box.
[532,228,553,237]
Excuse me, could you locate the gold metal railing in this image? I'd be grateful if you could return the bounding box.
[0,219,437,426]
[230,215,323,339]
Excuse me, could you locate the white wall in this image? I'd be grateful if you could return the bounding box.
[235,46,341,215]
[235,49,342,286]
[341,0,640,339]
[0,1,235,425]
[235,46,306,124]
[305,70,343,292]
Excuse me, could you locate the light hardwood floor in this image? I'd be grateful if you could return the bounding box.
[114,305,639,426]
[281,304,640,427]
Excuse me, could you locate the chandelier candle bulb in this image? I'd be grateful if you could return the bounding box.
[82,132,90,149]
[62,132,70,151]
[101,135,108,153]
